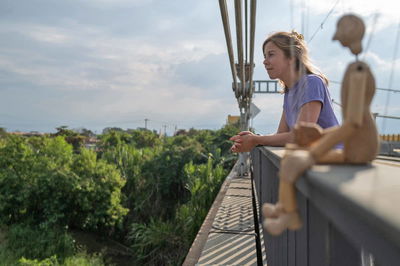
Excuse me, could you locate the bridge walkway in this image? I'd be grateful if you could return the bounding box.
[183,164,266,265]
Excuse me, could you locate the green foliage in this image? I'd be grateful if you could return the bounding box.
[128,219,184,265]
[128,155,227,265]
[53,126,85,151]
[102,127,124,134]
[137,136,205,221]
[18,256,59,266]
[213,123,241,157]
[0,127,7,137]
[54,126,77,137]
[0,135,73,225]
[177,155,227,239]
[75,128,95,138]
[128,129,161,149]
[0,124,237,265]
[63,252,105,266]
[99,130,132,149]
[101,142,156,227]
[101,142,144,181]
[99,128,161,150]
[0,135,127,232]
[71,149,128,230]
[0,224,105,265]
[16,252,105,266]
[4,224,75,262]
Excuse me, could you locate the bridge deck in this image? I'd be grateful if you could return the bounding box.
[184,168,266,265]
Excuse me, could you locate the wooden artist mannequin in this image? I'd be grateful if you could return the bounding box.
[262,14,380,235]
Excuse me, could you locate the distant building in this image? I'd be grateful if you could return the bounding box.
[83,137,100,151]
[8,131,45,137]
[227,115,240,125]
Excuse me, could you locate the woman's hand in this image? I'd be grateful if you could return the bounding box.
[229,131,257,153]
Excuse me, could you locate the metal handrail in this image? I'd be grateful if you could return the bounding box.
[251,146,400,266]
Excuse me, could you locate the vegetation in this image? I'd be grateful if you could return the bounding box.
[0,124,239,265]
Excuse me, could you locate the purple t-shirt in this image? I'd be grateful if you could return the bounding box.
[283,74,339,130]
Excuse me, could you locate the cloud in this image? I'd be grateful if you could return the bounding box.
[84,0,154,7]
[296,0,400,30]
[0,0,398,134]
[0,1,235,133]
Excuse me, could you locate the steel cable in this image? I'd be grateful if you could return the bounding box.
[248,0,257,100]
[382,20,400,133]
[235,0,246,99]
[218,0,239,97]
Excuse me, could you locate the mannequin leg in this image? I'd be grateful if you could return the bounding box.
[316,149,345,164]
[263,180,302,235]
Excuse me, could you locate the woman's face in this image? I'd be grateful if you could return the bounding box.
[263,41,293,80]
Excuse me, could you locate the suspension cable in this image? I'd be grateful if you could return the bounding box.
[290,0,294,30]
[330,80,400,93]
[377,114,400,120]
[362,13,380,58]
[331,98,342,107]
[332,99,400,120]
[245,0,248,62]
[308,0,340,43]
[382,19,400,133]
[218,0,238,94]
[235,0,245,98]
[248,0,257,99]
[301,0,305,36]
[219,0,257,132]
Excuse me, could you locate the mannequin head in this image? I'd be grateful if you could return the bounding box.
[333,14,365,55]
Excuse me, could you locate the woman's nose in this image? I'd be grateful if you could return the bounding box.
[263,58,269,66]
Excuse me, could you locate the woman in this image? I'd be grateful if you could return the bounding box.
[230,31,339,152]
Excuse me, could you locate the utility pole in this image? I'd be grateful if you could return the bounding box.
[144,118,149,130]
[163,125,167,137]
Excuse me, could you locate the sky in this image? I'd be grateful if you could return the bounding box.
[0,0,399,135]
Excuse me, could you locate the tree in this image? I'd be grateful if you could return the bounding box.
[129,129,161,149]
[53,126,85,152]
[0,135,128,232]
[75,127,95,137]
[0,127,6,137]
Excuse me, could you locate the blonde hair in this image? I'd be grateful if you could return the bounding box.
[262,30,328,92]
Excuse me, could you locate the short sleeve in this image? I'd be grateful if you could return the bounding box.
[300,75,325,108]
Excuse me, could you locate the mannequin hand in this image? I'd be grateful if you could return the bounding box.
[294,122,323,147]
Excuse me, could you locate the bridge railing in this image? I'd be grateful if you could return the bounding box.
[251,146,400,266]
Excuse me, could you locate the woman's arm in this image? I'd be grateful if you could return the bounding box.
[297,101,322,123]
[230,101,322,152]
[231,111,290,151]
[277,110,290,133]
[254,111,291,146]
[258,102,322,146]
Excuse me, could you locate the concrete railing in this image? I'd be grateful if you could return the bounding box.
[251,146,400,266]
[379,141,400,157]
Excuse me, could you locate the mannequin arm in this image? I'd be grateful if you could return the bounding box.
[293,122,323,147]
[310,122,356,158]
[293,123,339,147]
[346,70,367,126]
[321,125,340,136]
